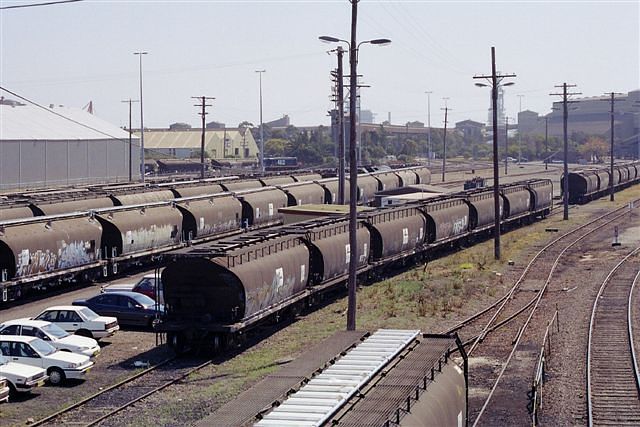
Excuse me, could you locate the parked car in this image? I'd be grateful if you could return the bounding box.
[101,274,164,304]
[0,377,8,403]
[0,355,47,396]
[0,319,100,358]
[72,292,164,327]
[33,306,119,340]
[0,336,93,385]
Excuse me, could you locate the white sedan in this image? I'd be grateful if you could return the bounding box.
[33,306,119,340]
[0,336,93,385]
[0,355,47,396]
[0,319,101,358]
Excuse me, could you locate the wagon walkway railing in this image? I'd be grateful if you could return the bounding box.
[529,308,559,426]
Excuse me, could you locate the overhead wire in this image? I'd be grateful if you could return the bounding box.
[0,0,83,10]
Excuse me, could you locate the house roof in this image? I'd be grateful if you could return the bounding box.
[0,104,134,141]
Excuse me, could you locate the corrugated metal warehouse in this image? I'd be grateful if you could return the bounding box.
[0,102,141,190]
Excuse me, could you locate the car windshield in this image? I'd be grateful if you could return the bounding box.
[77,307,99,321]
[30,338,57,356]
[130,293,156,307]
[41,323,69,339]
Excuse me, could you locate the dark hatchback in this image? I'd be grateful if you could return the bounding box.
[72,292,164,328]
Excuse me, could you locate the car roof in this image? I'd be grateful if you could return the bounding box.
[0,335,38,343]
[94,291,139,297]
[39,306,82,311]
[1,319,50,328]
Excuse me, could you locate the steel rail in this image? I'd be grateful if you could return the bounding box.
[586,246,640,427]
[444,199,637,340]
[630,270,640,402]
[471,205,635,426]
[86,359,214,427]
[31,356,177,426]
[627,270,640,404]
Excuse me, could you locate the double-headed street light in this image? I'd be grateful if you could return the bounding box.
[319,32,390,331]
[319,35,391,200]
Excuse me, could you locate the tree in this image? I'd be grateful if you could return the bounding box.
[265,138,289,157]
[578,136,608,163]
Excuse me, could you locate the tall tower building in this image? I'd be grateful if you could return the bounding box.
[487,84,507,126]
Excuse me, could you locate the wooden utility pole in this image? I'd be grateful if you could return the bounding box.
[473,47,516,261]
[441,98,450,182]
[601,92,623,201]
[121,99,139,181]
[336,47,346,204]
[544,116,549,170]
[551,83,581,220]
[192,96,215,179]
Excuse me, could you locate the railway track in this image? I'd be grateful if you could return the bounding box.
[441,198,639,425]
[32,357,212,426]
[587,247,640,426]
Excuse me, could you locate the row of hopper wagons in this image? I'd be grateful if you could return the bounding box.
[158,178,554,353]
[563,161,640,204]
[0,167,431,302]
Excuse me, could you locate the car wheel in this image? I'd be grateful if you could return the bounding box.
[7,382,17,396]
[48,368,65,386]
[76,329,93,339]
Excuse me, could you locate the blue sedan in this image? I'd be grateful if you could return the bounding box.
[73,292,164,328]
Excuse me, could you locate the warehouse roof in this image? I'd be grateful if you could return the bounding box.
[0,103,134,141]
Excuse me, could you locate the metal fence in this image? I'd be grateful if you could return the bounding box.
[530,308,559,426]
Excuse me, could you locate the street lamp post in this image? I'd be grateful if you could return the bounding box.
[425,91,432,166]
[319,26,390,332]
[134,51,148,182]
[255,70,266,173]
[473,47,515,261]
[121,99,139,182]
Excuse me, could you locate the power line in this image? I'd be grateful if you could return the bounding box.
[0,0,82,10]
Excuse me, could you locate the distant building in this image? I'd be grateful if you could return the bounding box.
[169,122,192,130]
[360,109,375,124]
[140,128,259,160]
[517,110,539,134]
[0,102,140,190]
[265,115,290,128]
[525,89,640,156]
[455,120,485,141]
[486,84,509,126]
[206,121,225,129]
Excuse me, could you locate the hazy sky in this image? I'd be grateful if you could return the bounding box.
[1,0,638,131]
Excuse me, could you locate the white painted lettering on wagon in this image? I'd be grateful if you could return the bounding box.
[300,264,306,282]
[268,203,274,216]
[275,267,283,290]
[345,244,350,264]
[452,215,468,234]
[402,228,409,245]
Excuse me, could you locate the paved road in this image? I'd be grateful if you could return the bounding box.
[0,271,153,323]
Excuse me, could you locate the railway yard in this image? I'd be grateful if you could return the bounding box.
[0,161,639,426]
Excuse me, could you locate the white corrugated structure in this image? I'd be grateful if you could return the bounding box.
[254,329,421,427]
[0,102,140,190]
